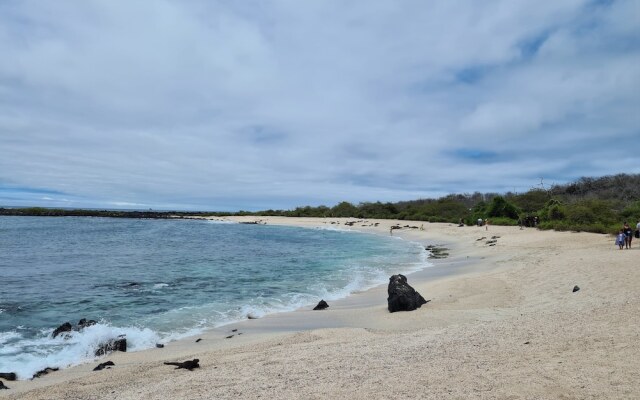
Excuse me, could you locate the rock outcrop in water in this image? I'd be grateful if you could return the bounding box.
[387,274,429,313]
[51,319,97,338]
[52,322,73,338]
[95,336,127,356]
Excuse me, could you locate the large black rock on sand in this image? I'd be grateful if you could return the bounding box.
[313,300,329,310]
[387,274,429,313]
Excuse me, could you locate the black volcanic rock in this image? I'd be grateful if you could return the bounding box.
[0,381,8,390]
[93,361,115,371]
[313,300,329,310]
[52,318,98,339]
[573,285,580,293]
[52,322,73,338]
[387,274,428,313]
[95,336,127,357]
[77,319,97,329]
[0,373,16,381]
[32,367,59,379]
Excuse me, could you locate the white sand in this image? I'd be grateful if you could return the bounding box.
[2,217,638,399]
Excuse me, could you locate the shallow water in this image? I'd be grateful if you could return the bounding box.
[0,216,429,379]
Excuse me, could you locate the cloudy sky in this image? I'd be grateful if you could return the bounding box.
[1,0,638,211]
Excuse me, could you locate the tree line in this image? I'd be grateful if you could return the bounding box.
[245,173,640,234]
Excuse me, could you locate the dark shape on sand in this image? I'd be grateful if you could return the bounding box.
[32,367,59,379]
[95,336,127,357]
[164,359,200,371]
[313,300,329,310]
[52,322,73,338]
[425,245,449,259]
[232,329,238,332]
[225,335,234,339]
[93,361,115,371]
[387,274,429,313]
[156,343,165,348]
[195,338,202,343]
[0,373,17,381]
[573,285,580,293]
[0,381,8,390]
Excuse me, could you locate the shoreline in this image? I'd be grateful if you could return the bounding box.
[1,217,456,387]
[3,217,639,399]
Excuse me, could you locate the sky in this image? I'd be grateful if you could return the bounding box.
[1,0,639,211]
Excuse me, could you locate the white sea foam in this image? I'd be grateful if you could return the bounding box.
[153,283,169,289]
[0,323,160,380]
[0,330,22,345]
[204,219,236,225]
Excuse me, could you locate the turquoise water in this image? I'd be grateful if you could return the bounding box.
[0,216,429,379]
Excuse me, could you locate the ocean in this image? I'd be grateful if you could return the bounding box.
[0,216,430,379]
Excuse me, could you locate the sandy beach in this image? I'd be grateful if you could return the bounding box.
[2,217,638,399]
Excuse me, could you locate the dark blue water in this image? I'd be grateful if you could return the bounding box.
[0,216,428,379]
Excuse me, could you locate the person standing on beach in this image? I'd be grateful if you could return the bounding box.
[616,229,626,250]
[623,222,632,249]
[485,219,490,231]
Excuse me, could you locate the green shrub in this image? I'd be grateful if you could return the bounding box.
[487,217,519,226]
[486,196,521,219]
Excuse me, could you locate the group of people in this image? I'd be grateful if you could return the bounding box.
[616,220,640,250]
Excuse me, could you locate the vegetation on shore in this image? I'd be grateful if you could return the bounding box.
[249,174,640,234]
[1,174,638,235]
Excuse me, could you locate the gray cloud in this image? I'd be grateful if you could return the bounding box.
[0,0,638,210]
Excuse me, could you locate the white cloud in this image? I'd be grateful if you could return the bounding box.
[0,0,638,210]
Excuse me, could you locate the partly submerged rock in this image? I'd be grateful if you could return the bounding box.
[387,274,429,313]
[77,318,97,330]
[52,322,73,338]
[51,318,98,339]
[95,336,127,357]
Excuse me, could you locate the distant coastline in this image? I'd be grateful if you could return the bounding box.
[0,207,220,219]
